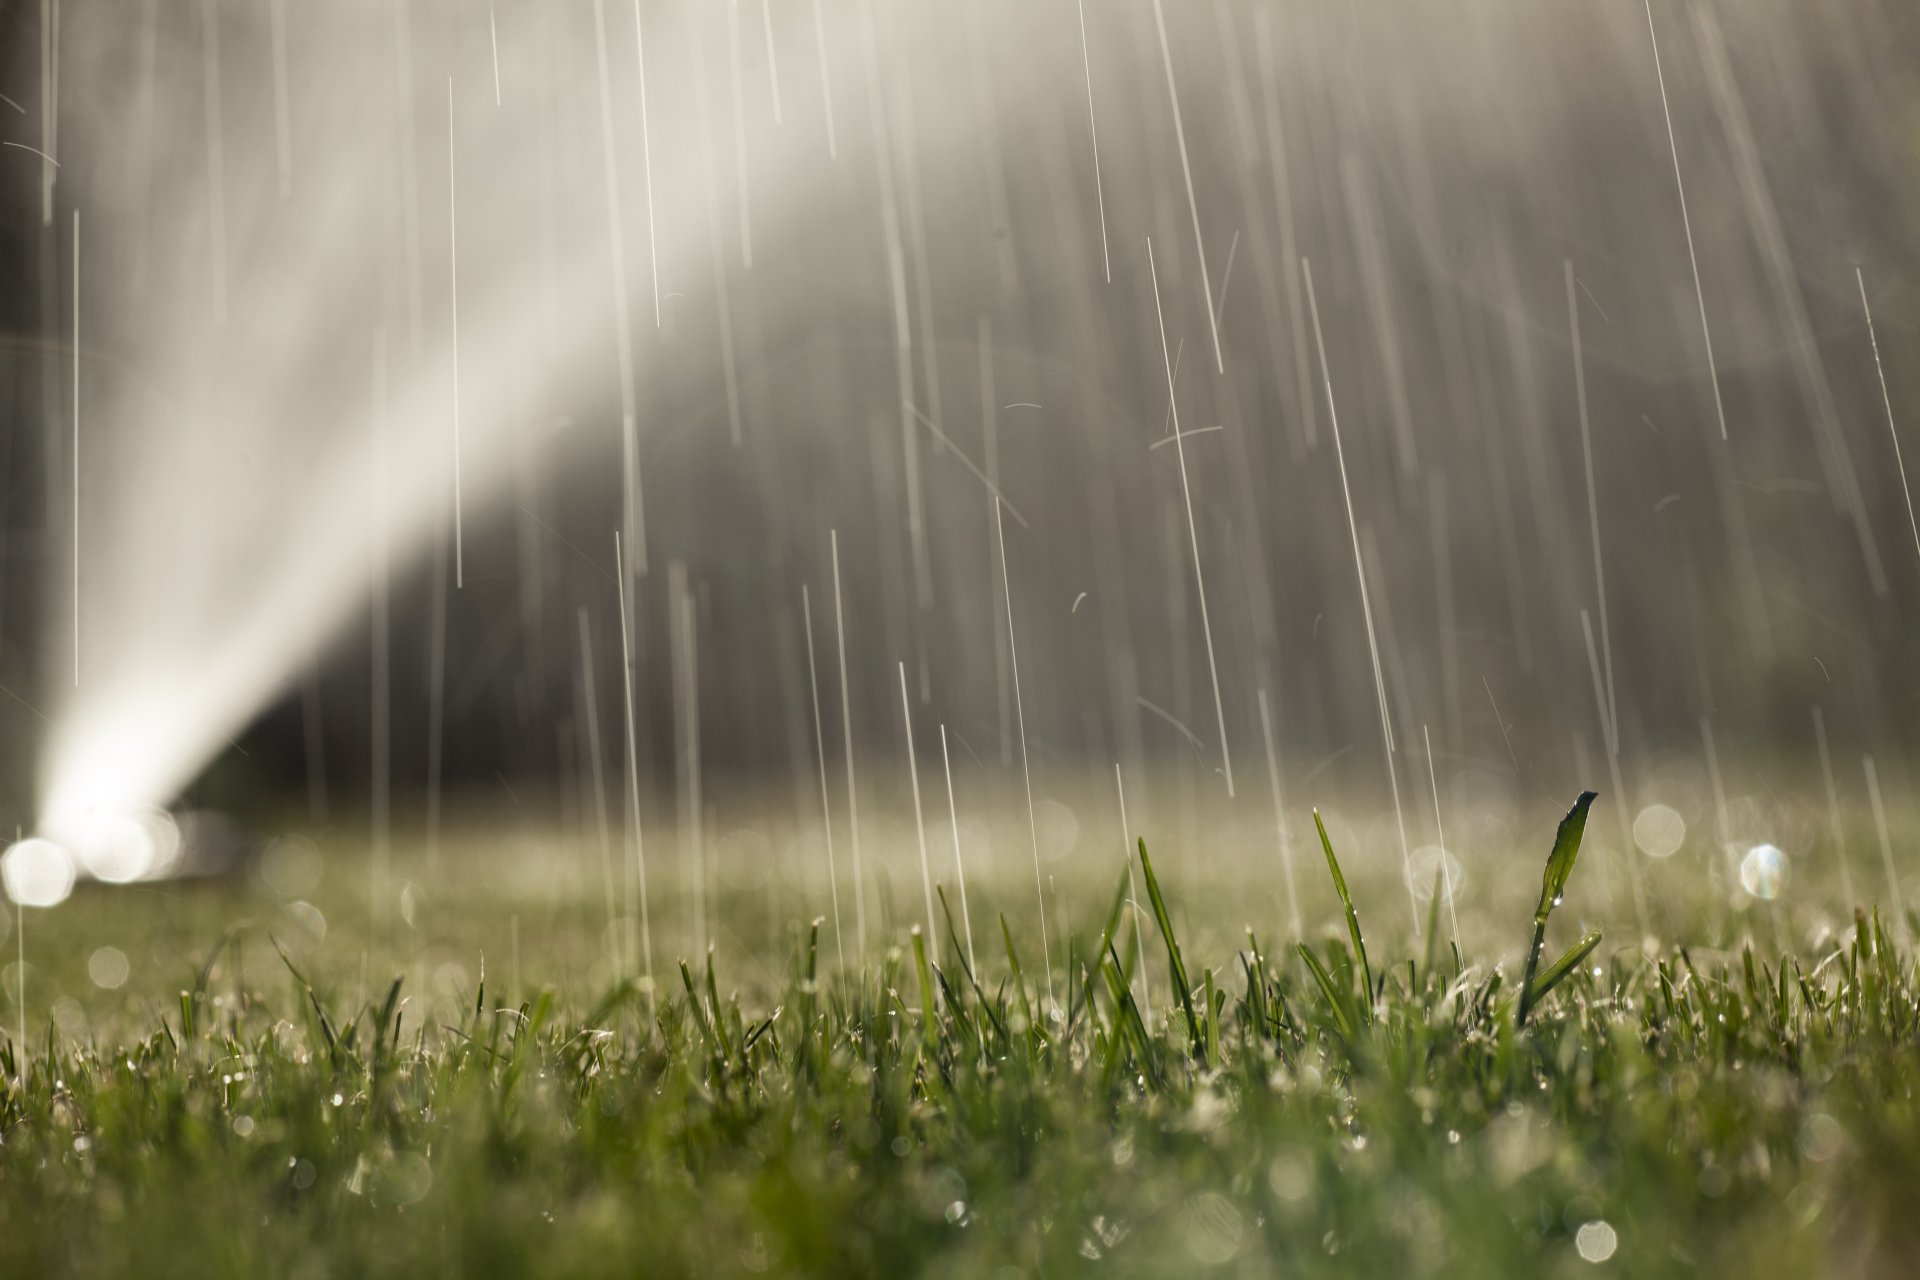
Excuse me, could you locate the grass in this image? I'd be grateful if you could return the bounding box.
[2,794,1918,1277]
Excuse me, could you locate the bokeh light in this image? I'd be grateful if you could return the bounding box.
[1404,844,1467,902]
[1633,804,1686,859]
[1740,844,1789,901]
[51,812,157,884]
[88,946,130,990]
[1575,1220,1619,1263]
[1,838,78,908]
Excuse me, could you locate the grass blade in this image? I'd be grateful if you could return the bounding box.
[1137,838,1202,1060]
[1527,929,1602,1008]
[1518,791,1598,1027]
[1296,942,1358,1043]
[1313,810,1373,1019]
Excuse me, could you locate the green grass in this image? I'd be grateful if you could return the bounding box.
[2,795,1918,1277]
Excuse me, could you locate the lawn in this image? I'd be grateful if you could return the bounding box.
[1,791,1915,1278]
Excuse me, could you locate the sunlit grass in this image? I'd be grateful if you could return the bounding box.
[1,797,1916,1277]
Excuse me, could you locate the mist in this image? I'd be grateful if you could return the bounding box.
[2,0,1919,890]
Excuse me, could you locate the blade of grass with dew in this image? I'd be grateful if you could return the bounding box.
[1137,838,1202,1060]
[1296,941,1359,1044]
[1518,790,1598,1027]
[1313,810,1373,1019]
[1527,929,1603,1009]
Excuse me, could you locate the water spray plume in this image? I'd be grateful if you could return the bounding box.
[32,6,909,847]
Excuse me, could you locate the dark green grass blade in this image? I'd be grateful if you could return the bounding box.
[678,961,715,1052]
[1518,791,1598,1027]
[1202,968,1220,1069]
[1137,838,1202,1060]
[935,887,971,984]
[911,927,936,1025]
[1296,943,1358,1043]
[1540,791,1597,914]
[1000,914,1043,1048]
[1100,941,1162,1091]
[1527,929,1602,1007]
[1312,810,1373,1018]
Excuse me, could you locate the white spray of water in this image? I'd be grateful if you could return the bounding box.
[34,6,922,878]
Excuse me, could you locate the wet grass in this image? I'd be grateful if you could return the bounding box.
[2,795,1919,1277]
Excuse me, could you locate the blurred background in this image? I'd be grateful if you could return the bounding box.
[0,0,1917,926]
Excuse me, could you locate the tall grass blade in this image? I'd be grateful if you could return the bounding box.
[1518,791,1598,1026]
[1313,810,1373,1017]
[1137,838,1202,1059]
